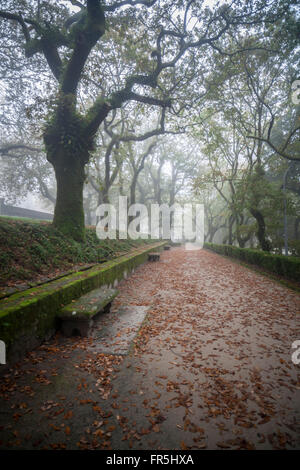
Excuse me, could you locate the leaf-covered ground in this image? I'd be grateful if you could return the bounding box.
[0,247,299,450]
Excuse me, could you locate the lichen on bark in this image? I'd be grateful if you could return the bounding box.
[44,94,95,242]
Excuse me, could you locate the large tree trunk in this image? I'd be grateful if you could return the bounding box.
[250,208,271,252]
[236,215,251,248]
[128,174,138,224]
[52,156,86,242]
[130,173,138,206]
[44,95,93,242]
[208,230,216,243]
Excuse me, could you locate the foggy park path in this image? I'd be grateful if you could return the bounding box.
[1,246,299,450]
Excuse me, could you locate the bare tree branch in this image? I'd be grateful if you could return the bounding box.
[247,131,300,162]
[0,10,31,42]
[103,0,158,12]
[0,143,42,157]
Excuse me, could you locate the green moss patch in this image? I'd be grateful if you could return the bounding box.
[59,287,118,319]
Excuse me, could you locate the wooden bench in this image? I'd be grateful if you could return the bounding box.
[148,252,160,262]
[58,287,118,337]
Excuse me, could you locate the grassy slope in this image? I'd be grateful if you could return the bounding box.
[0,216,154,288]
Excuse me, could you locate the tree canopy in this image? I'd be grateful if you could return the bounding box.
[0,0,299,250]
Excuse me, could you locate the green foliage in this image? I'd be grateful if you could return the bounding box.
[0,217,155,286]
[205,242,300,282]
[290,240,300,257]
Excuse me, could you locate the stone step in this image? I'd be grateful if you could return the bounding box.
[58,287,118,337]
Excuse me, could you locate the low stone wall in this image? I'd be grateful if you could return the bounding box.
[0,242,166,366]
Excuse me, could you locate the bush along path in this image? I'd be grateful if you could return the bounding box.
[0,247,299,450]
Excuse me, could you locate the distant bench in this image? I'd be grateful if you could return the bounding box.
[148,252,160,262]
[57,286,118,337]
[148,245,171,261]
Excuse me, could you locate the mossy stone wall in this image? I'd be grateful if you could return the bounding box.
[0,242,166,365]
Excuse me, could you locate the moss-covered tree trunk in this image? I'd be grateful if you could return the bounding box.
[41,1,107,242]
[44,95,94,242]
[52,156,86,242]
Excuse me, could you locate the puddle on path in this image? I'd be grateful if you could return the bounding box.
[88,305,149,354]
